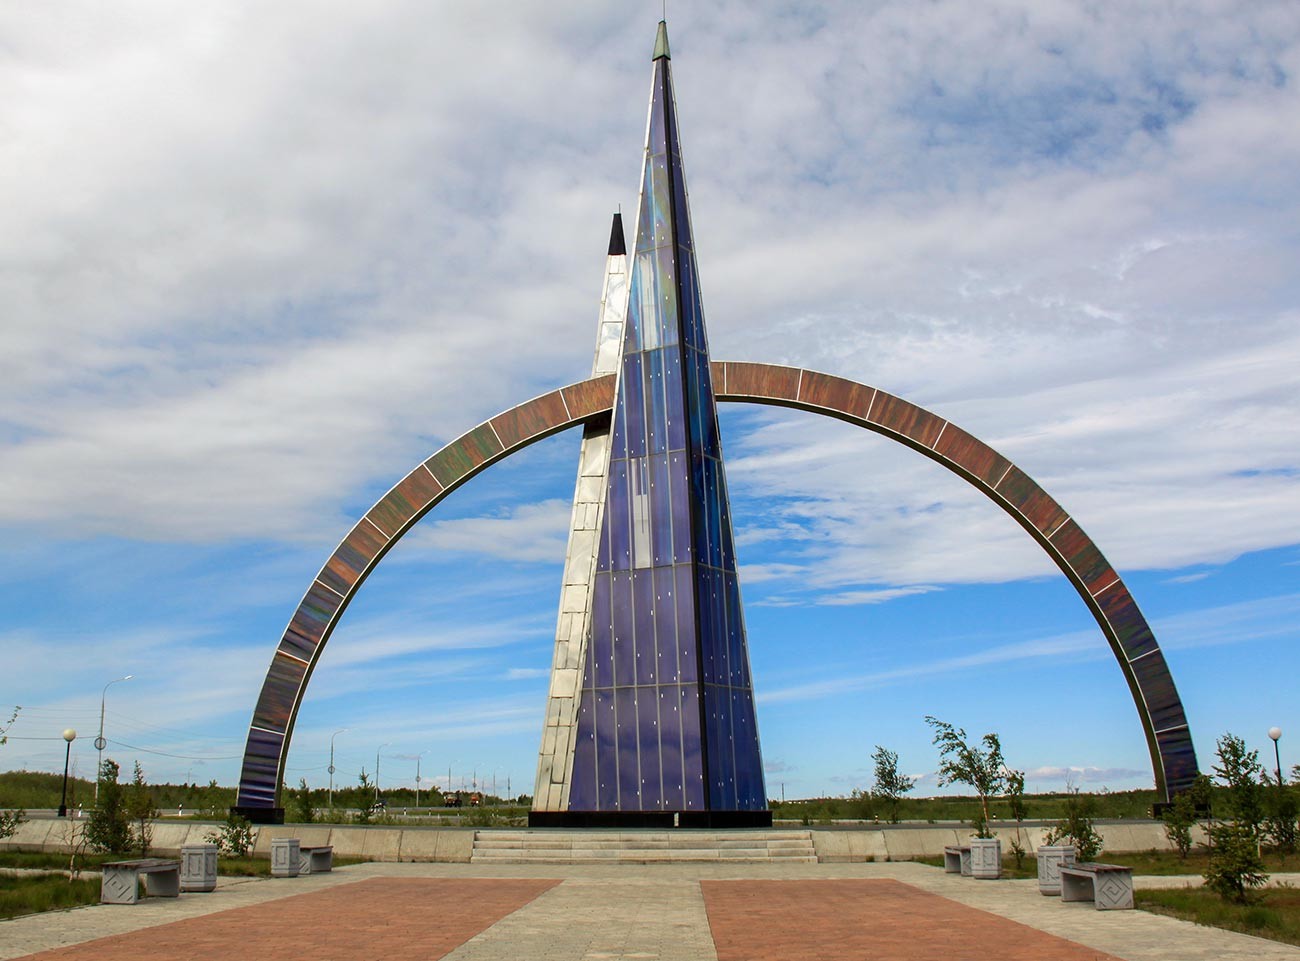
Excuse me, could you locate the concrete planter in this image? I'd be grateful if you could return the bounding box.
[270,837,301,877]
[969,837,1001,879]
[1036,844,1077,895]
[179,843,218,892]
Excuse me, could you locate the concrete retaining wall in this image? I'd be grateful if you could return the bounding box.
[812,821,1209,862]
[0,819,477,863]
[2,818,1202,864]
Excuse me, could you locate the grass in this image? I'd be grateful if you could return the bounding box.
[0,850,366,876]
[0,874,101,920]
[1097,848,1300,876]
[914,854,1039,879]
[1137,886,1300,947]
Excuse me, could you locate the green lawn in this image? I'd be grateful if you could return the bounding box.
[1137,887,1300,947]
[0,850,365,876]
[0,874,101,920]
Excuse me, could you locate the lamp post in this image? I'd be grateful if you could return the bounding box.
[1269,727,1283,787]
[414,751,427,809]
[328,729,348,809]
[58,729,77,817]
[375,742,390,803]
[95,675,133,802]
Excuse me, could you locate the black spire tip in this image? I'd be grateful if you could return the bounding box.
[607,212,627,256]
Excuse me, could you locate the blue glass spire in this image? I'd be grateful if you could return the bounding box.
[567,22,766,819]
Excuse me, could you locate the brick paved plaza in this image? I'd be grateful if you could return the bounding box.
[6,861,1300,961]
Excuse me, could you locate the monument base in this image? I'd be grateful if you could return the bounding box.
[528,809,772,829]
[231,805,284,825]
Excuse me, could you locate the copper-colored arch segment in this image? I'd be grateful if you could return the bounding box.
[236,375,616,808]
[714,361,1197,800]
[237,364,1195,812]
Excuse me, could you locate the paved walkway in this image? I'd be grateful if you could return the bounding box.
[5,861,1300,961]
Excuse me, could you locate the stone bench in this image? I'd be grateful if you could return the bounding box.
[1060,862,1134,910]
[943,845,972,876]
[299,845,333,875]
[101,858,181,904]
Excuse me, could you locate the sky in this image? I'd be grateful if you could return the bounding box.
[2,1,1298,803]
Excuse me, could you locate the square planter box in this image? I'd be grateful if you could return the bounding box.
[1037,844,1077,895]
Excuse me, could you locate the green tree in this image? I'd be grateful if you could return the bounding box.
[126,761,159,856]
[85,759,132,853]
[1205,732,1269,903]
[0,707,24,840]
[204,811,253,857]
[291,778,316,823]
[1163,773,1212,858]
[353,769,374,824]
[1005,768,1028,868]
[871,746,915,824]
[1262,769,1298,854]
[1213,733,1264,833]
[1045,792,1103,861]
[925,716,1006,838]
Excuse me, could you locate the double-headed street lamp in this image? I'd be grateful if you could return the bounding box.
[328,729,348,808]
[375,742,391,802]
[415,751,428,809]
[58,729,77,817]
[1269,727,1284,787]
[95,675,133,802]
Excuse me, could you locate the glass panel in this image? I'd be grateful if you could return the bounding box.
[650,157,673,249]
[633,571,656,686]
[671,155,694,250]
[658,686,683,809]
[629,458,652,568]
[608,460,630,572]
[612,571,635,687]
[725,572,746,685]
[595,688,617,809]
[647,67,667,159]
[680,684,704,809]
[654,244,679,345]
[637,688,662,808]
[650,452,672,565]
[654,566,679,685]
[622,354,646,459]
[678,252,700,347]
[592,572,613,689]
[616,687,639,809]
[645,351,666,455]
[569,690,597,809]
[670,452,692,563]
[674,563,697,683]
[664,351,686,452]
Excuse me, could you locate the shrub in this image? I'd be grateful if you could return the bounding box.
[85,760,132,854]
[1164,773,1213,858]
[871,746,915,824]
[1044,793,1103,861]
[1204,820,1267,902]
[205,812,254,857]
[925,716,1007,838]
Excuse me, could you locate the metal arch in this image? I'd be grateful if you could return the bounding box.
[235,363,1197,816]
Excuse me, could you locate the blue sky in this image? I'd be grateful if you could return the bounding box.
[3,2,1298,801]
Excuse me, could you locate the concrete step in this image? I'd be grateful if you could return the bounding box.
[470,829,817,864]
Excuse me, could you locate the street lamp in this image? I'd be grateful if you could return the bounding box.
[1269,727,1283,787]
[375,742,390,802]
[58,729,77,817]
[414,751,427,810]
[95,675,133,802]
[328,729,348,809]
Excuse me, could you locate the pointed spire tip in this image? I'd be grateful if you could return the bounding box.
[608,212,627,256]
[653,20,670,61]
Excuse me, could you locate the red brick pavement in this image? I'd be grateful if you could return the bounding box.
[702,879,1123,961]
[17,878,558,961]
